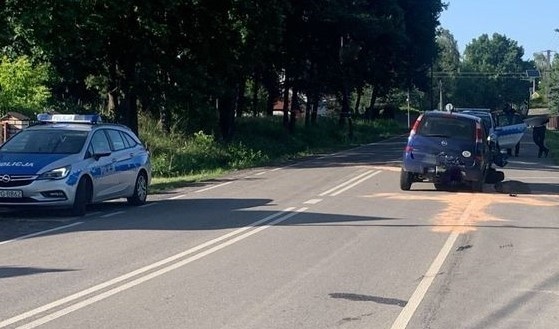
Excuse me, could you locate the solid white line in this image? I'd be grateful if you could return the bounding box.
[168,193,187,200]
[390,198,475,329]
[0,207,297,328]
[195,181,233,193]
[253,171,267,176]
[0,222,84,246]
[16,208,308,329]
[319,170,375,196]
[330,171,381,196]
[508,176,559,180]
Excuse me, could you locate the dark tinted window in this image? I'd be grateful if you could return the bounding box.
[106,129,126,151]
[121,131,138,148]
[418,116,475,140]
[90,131,111,154]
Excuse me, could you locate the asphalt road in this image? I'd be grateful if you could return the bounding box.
[0,132,558,329]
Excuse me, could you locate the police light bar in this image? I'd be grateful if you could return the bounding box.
[37,113,102,124]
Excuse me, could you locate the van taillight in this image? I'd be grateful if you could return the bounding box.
[475,122,483,143]
[409,115,422,137]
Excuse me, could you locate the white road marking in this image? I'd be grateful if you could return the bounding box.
[390,198,475,329]
[319,170,376,196]
[195,181,233,193]
[304,199,323,204]
[507,176,559,180]
[253,171,267,176]
[1,207,304,329]
[0,222,84,246]
[330,171,381,196]
[168,194,187,200]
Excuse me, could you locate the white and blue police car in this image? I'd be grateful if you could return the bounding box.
[0,113,151,216]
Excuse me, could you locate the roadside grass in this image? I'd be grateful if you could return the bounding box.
[142,115,407,192]
[547,130,559,163]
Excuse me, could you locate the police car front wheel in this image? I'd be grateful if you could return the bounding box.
[69,177,91,217]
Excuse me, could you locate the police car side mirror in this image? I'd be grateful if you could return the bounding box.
[487,134,497,145]
[92,151,112,161]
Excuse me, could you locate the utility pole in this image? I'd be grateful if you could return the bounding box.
[438,79,443,111]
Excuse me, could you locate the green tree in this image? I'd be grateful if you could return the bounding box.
[433,28,460,109]
[456,33,530,109]
[547,54,559,114]
[0,56,51,116]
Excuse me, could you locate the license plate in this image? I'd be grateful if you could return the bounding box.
[436,166,446,173]
[0,190,23,198]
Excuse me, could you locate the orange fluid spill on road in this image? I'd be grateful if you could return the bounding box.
[369,192,558,233]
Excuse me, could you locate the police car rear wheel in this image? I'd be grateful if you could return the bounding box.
[127,172,147,206]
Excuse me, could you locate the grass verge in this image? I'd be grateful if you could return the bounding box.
[547,130,559,163]
[143,115,408,192]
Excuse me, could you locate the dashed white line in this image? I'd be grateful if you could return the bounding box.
[195,181,233,193]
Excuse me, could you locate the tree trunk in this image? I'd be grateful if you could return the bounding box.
[117,89,139,136]
[354,86,363,115]
[282,74,290,129]
[339,84,353,139]
[289,87,299,133]
[107,60,119,119]
[218,93,235,142]
[266,92,275,117]
[367,85,380,121]
[311,92,319,125]
[305,91,312,127]
[252,72,260,117]
[235,78,246,118]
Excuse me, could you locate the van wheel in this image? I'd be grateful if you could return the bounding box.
[486,168,505,184]
[434,183,447,191]
[127,172,148,206]
[69,178,90,216]
[471,180,483,192]
[400,169,413,191]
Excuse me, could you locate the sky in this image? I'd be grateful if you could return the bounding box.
[439,0,559,61]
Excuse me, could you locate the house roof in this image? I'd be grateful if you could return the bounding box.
[0,111,31,121]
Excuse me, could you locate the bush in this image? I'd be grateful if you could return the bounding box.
[0,56,51,116]
[140,114,407,178]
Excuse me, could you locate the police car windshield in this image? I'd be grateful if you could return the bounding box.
[0,129,88,154]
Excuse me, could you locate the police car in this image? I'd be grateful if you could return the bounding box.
[0,114,151,216]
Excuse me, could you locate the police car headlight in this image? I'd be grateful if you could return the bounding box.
[38,166,71,180]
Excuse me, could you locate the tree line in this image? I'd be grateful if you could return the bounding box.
[0,0,445,139]
[434,30,541,113]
